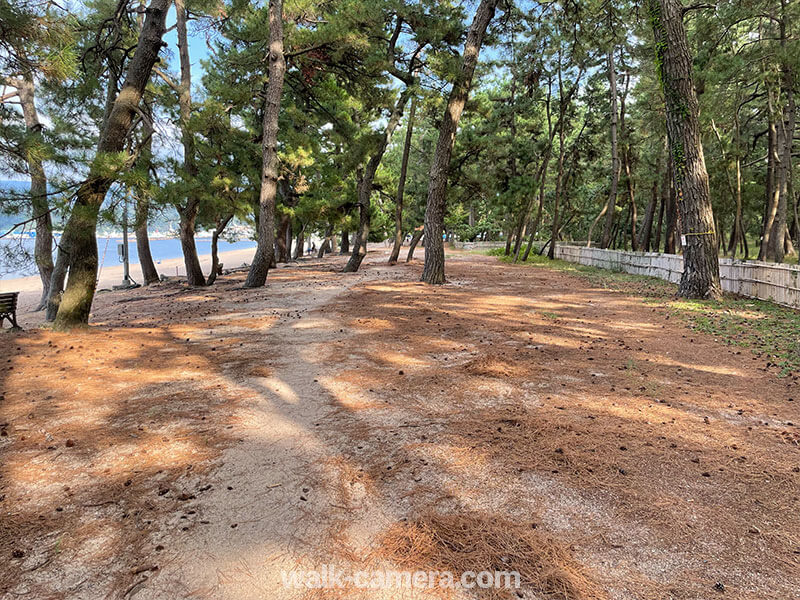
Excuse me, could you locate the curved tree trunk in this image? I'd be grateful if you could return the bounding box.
[421,0,499,284]
[52,0,170,329]
[179,212,205,284]
[389,96,417,265]
[17,76,53,310]
[647,0,721,299]
[344,87,412,273]
[207,213,233,285]
[45,242,69,321]
[245,0,285,287]
[406,229,423,262]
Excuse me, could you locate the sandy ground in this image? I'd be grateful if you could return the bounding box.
[1,249,799,600]
[0,246,257,313]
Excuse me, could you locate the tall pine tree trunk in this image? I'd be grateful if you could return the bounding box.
[389,96,416,265]
[548,106,567,260]
[421,0,499,284]
[601,47,620,249]
[51,0,169,329]
[760,104,779,260]
[647,0,721,299]
[664,173,677,254]
[173,0,205,285]
[619,74,637,251]
[133,109,159,284]
[275,213,290,263]
[245,0,285,287]
[17,76,53,310]
[767,2,795,263]
[135,195,159,285]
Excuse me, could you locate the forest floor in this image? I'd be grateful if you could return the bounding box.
[1,249,799,600]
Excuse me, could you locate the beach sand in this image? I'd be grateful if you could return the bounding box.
[1,246,258,315]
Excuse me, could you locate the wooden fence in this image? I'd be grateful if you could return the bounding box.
[554,244,800,310]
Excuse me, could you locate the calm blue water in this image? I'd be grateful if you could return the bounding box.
[1,180,258,280]
[0,236,257,280]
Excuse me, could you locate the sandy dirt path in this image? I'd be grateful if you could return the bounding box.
[1,250,798,600]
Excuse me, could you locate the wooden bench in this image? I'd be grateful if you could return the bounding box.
[0,292,20,330]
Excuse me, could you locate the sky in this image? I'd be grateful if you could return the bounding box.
[162,6,215,87]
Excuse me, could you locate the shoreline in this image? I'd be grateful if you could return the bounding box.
[2,246,258,315]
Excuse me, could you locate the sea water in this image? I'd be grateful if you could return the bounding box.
[0,236,257,280]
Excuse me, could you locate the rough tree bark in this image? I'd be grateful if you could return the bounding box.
[421,0,499,284]
[339,229,349,254]
[16,76,53,310]
[51,0,169,329]
[389,95,417,265]
[245,0,285,287]
[275,213,290,263]
[647,0,721,299]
